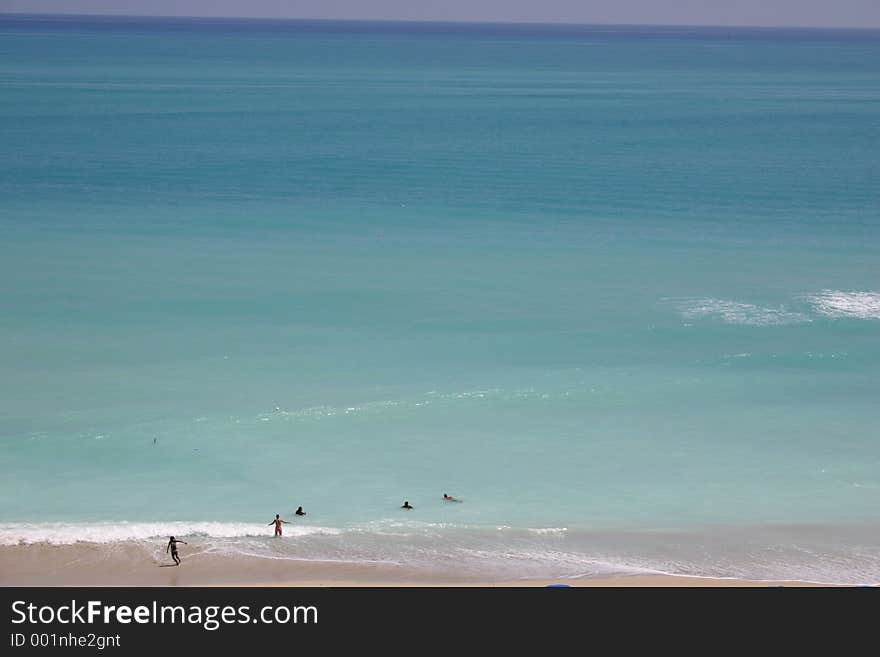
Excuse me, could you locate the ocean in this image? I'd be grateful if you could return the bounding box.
[1,14,878,584]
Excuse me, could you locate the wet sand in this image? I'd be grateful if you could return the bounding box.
[0,543,832,587]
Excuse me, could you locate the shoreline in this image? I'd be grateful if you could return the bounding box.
[0,544,843,587]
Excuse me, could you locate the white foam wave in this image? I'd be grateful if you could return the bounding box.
[262,388,529,424]
[454,546,642,577]
[807,290,880,320]
[671,298,809,326]
[0,521,341,546]
[350,519,459,536]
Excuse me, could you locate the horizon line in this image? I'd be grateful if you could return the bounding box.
[2,11,880,32]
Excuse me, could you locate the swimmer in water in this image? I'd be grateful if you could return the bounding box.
[268,514,289,537]
[295,506,306,516]
[401,501,413,510]
[443,493,461,502]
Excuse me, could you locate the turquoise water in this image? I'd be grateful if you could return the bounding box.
[1,15,879,583]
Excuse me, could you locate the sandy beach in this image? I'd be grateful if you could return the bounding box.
[0,543,835,587]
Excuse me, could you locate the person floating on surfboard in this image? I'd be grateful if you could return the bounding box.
[269,514,289,537]
[166,536,187,566]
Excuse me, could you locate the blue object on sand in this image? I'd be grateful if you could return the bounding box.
[546,584,571,588]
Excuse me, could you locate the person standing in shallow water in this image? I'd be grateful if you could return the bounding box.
[269,514,289,537]
[166,536,187,566]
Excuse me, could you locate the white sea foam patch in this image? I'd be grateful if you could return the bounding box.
[350,519,461,537]
[453,546,647,578]
[807,290,880,320]
[526,527,568,536]
[0,521,341,546]
[669,298,810,326]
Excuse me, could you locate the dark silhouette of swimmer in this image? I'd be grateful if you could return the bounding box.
[166,536,187,566]
[402,501,413,510]
[269,514,289,537]
[443,493,460,502]
[295,506,306,516]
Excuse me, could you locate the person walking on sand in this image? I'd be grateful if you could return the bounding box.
[401,501,413,510]
[295,506,306,516]
[166,536,187,566]
[269,514,289,537]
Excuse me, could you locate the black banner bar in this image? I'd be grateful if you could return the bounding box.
[1,586,874,651]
